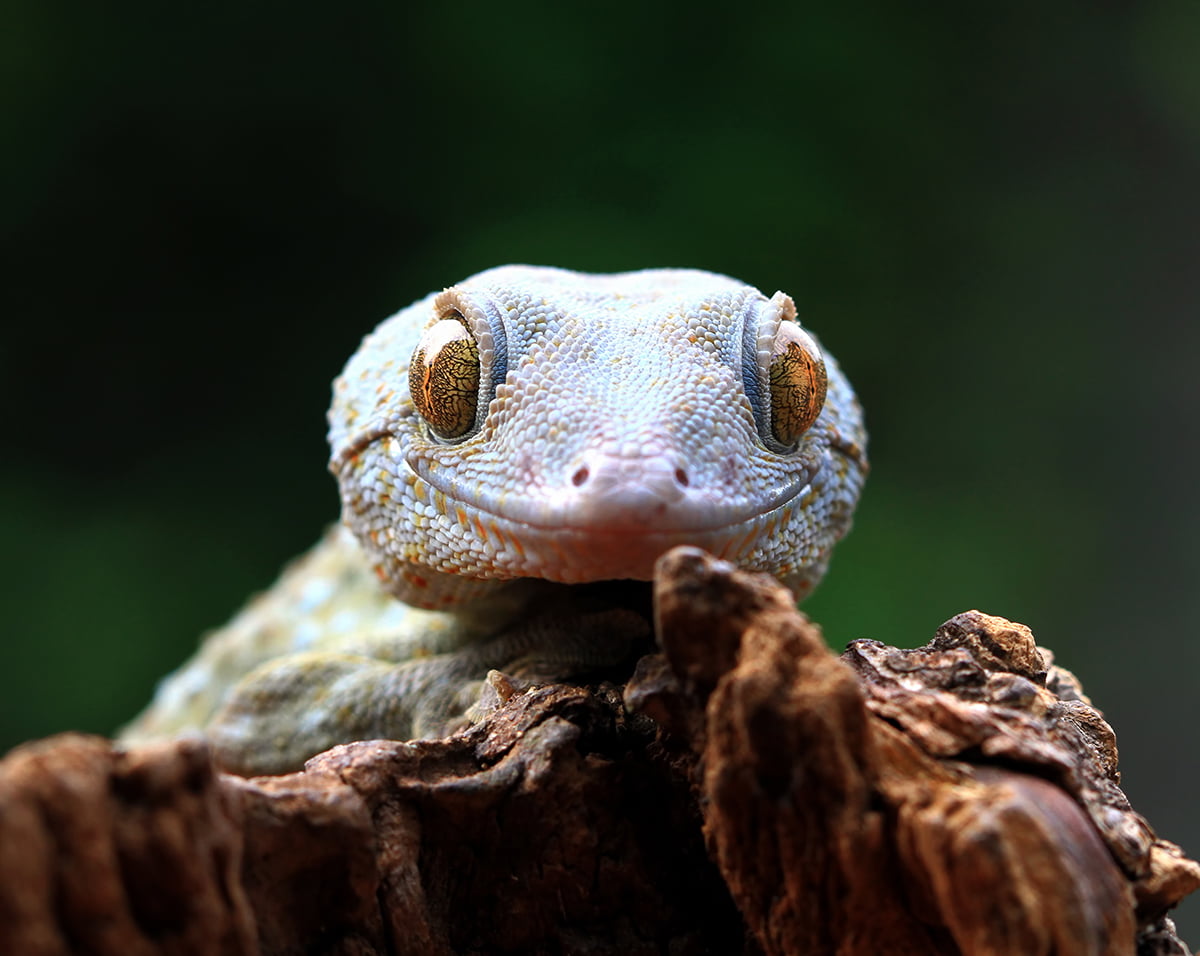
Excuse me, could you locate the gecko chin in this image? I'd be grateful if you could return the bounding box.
[493,526,767,585]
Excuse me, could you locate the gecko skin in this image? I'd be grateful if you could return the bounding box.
[121,266,868,774]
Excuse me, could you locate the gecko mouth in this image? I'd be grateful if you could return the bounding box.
[404,452,818,538]
[396,457,816,584]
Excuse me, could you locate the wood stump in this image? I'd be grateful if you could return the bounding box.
[1,547,1195,955]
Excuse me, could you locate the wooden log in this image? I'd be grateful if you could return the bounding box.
[0,547,1194,955]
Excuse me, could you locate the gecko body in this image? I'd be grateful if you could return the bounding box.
[122,266,867,773]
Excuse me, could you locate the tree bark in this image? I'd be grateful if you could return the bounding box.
[1,547,1196,955]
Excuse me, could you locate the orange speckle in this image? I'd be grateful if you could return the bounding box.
[402,571,429,589]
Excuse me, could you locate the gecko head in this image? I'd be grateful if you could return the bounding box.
[328,266,867,608]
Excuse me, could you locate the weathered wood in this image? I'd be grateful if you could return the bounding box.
[644,547,1198,955]
[0,547,1195,955]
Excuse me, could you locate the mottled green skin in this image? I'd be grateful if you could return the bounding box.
[122,266,867,774]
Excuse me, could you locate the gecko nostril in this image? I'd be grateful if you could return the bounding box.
[571,466,590,487]
[674,468,690,488]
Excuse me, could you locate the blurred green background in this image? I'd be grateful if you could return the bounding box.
[5,0,1198,935]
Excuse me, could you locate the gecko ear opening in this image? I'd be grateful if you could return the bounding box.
[408,309,482,441]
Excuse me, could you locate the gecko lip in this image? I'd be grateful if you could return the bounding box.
[405,451,817,537]
[404,464,821,586]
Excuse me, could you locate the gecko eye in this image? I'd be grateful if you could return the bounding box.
[742,291,828,451]
[408,311,481,441]
[767,320,828,447]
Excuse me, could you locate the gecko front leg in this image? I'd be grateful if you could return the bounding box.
[206,601,650,775]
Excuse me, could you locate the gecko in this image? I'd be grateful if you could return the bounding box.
[120,266,868,774]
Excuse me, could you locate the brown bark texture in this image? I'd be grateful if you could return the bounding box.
[1,546,1196,955]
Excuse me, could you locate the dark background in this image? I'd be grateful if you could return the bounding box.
[5,0,1199,935]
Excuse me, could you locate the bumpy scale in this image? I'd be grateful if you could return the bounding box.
[121,266,868,774]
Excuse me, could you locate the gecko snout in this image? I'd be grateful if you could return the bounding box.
[564,446,693,528]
